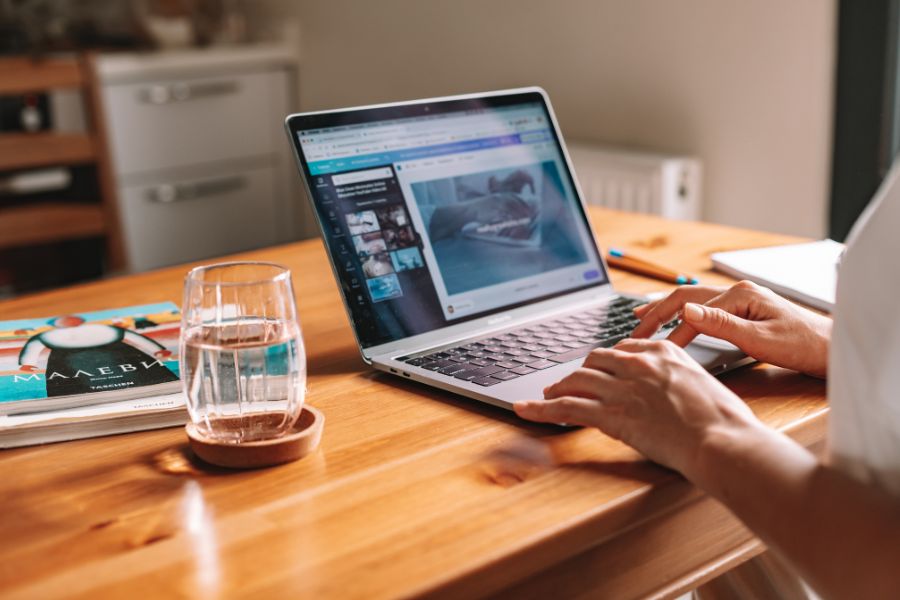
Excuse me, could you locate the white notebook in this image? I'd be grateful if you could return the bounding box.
[710,239,844,312]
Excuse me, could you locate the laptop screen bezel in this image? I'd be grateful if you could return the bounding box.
[285,87,612,356]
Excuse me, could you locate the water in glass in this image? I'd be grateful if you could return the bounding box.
[180,262,306,443]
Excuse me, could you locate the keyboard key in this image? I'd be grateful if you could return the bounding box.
[546,346,570,354]
[563,340,588,349]
[548,336,627,364]
[438,364,468,375]
[471,376,502,387]
[453,365,504,380]
[495,361,518,369]
[512,356,537,364]
[528,359,557,370]
[405,357,428,366]
[492,371,519,381]
[423,359,455,371]
[511,365,536,376]
[530,350,553,359]
[469,359,491,367]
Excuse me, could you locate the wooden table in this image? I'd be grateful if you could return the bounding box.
[0,208,827,599]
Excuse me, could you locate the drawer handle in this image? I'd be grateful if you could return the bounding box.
[138,80,240,105]
[145,176,246,204]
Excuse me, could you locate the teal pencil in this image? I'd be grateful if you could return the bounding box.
[607,248,700,285]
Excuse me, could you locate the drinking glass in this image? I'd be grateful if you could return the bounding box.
[180,262,306,443]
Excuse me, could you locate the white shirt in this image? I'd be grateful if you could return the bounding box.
[829,162,900,497]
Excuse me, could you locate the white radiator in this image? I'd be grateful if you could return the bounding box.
[565,142,702,220]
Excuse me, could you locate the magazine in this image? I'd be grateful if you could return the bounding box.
[0,302,182,415]
[0,392,187,449]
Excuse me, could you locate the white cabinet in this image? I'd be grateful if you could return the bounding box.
[96,45,316,272]
[118,164,280,271]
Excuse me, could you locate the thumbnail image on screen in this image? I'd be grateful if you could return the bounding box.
[367,273,403,302]
[345,210,381,235]
[410,161,588,295]
[353,231,388,257]
[390,247,425,272]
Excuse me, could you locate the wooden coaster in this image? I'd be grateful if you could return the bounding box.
[186,406,324,469]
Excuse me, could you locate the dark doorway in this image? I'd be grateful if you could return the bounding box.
[830,1,900,240]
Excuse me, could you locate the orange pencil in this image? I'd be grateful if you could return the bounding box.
[606,248,699,285]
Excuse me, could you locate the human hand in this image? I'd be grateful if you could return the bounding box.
[514,339,763,485]
[630,280,832,378]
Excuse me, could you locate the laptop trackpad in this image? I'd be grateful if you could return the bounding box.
[684,336,749,373]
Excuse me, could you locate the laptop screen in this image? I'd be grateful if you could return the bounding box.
[288,91,608,348]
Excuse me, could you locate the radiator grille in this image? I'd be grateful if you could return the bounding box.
[566,142,702,220]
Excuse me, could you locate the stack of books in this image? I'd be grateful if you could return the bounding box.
[0,302,188,448]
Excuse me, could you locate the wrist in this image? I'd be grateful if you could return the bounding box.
[803,313,832,379]
[691,416,819,506]
[687,416,772,499]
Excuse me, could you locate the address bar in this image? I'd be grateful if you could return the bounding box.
[325,127,521,155]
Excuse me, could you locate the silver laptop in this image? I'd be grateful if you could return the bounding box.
[285,88,751,410]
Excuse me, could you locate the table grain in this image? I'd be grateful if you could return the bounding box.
[0,208,827,599]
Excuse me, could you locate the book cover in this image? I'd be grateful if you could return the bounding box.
[0,302,181,407]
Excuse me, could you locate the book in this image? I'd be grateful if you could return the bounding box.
[0,302,182,415]
[710,240,844,312]
[0,392,187,449]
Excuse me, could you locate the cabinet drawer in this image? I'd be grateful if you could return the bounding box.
[119,165,280,271]
[103,70,284,175]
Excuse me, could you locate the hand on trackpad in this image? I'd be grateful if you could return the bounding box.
[690,334,740,352]
[650,328,740,352]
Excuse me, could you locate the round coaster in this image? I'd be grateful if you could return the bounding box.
[186,405,324,469]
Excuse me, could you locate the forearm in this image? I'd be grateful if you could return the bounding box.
[693,422,900,599]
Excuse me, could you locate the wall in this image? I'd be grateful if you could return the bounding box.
[246,0,837,238]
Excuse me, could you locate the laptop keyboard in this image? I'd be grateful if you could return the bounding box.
[398,296,677,387]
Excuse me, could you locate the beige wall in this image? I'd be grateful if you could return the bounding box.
[248,0,836,238]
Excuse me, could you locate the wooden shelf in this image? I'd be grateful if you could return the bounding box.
[0,53,126,280]
[0,57,83,95]
[0,132,96,171]
[0,202,105,250]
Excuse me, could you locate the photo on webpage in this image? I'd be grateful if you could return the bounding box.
[346,210,381,236]
[383,226,417,250]
[409,161,588,297]
[352,231,388,257]
[362,252,395,279]
[367,273,403,302]
[390,247,425,272]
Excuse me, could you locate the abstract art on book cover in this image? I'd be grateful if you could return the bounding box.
[0,303,180,401]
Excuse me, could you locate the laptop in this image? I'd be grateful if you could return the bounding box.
[285,87,751,411]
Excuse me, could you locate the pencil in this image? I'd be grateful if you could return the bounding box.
[606,248,700,285]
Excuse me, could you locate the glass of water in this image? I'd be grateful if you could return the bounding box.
[180,262,306,443]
